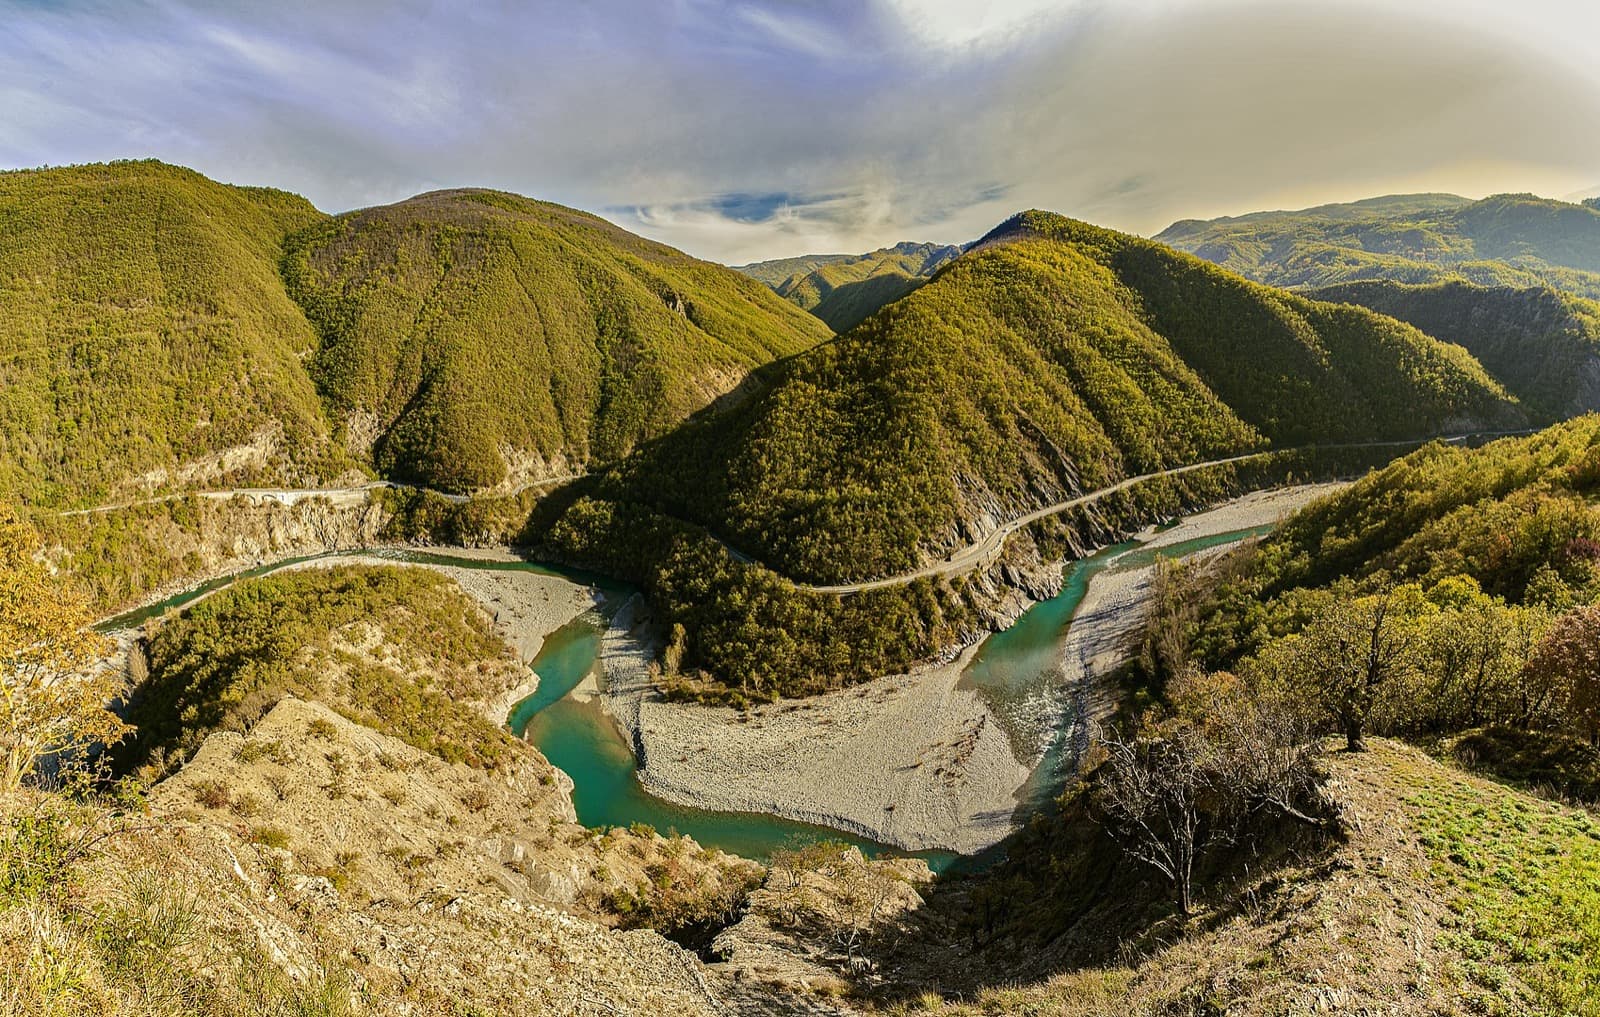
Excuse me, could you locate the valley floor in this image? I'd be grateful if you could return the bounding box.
[597,484,1344,855]
[90,485,1337,857]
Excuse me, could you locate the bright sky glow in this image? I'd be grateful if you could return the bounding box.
[4,0,1599,262]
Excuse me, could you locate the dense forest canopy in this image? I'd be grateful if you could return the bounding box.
[1308,280,1600,421]
[0,162,828,508]
[0,160,349,509]
[286,190,829,492]
[1158,192,1600,300]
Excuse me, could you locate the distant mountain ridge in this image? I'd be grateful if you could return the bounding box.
[1157,192,1600,300]
[731,252,855,289]
[738,240,962,332]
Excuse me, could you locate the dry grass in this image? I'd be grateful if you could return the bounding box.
[885,740,1600,1016]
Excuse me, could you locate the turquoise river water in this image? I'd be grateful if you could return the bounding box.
[98,520,1275,870]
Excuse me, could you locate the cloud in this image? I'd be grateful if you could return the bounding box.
[2,0,1598,263]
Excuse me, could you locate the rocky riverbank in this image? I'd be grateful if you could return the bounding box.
[598,483,1345,855]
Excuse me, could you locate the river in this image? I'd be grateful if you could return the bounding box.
[97,517,1286,870]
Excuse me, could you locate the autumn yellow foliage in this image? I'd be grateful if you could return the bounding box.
[0,506,124,789]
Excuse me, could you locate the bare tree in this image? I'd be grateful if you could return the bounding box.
[763,842,904,972]
[1093,724,1223,917]
[1175,669,1333,830]
[819,856,900,972]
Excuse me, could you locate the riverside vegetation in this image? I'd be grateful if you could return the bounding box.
[530,209,1523,700]
[12,422,1600,1012]
[1132,418,1600,763]
[845,422,1600,1014]
[12,160,1600,1014]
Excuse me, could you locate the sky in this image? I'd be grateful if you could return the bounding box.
[5,0,1600,264]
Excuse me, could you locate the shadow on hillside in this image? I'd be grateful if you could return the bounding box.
[1442,726,1600,807]
[857,793,1344,1006]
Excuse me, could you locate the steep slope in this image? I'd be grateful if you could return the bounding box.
[1311,280,1600,419]
[732,251,854,288]
[773,241,963,332]
[1213,415,1600,608]
[884,741,1600,1016]
[1158,192,1600,300]
[0,160,348,510]
[284,190,831,493]
[991,212,1522,448]
[4,561,770,1017]
[530,211,1521,697]
[579,215,1294,587]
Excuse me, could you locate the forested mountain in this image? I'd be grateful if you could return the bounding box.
[527,210,1523,697]
[1158,192,1600,299]
[1131,416,1600,819]
[0,162,828,508]
[731,251,854,288]
[285,189,829,492]
[580,211,1516,584]
[1310,281,1600,420]
[1197,417,1600,616]
[762,241,963,332]
[0,161,351,509]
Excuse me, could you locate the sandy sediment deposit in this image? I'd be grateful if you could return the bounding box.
[600,483,1345,855]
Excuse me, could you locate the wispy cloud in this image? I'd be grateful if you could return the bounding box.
[2,0,1598,262]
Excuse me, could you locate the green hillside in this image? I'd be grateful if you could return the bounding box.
[0,160,348,510]
[992,212,1522,447]
[284,190,831,492]
[531,210,1522,697]
[1311,280,1600,420]
[731,251,853,289]
[1157,192,1600,300]
[625,210,1518,584]
[1140,418,1600,747]
[115,564,529,779]
[771,241,962,332]
[1195,416,1600,615]
[0,163,830,511]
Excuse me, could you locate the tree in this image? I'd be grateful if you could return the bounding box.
[0,506,124,789]
[1171,668,1332,830]
[1524,605,1600,743]
[761,841,905,971]
[1270,586,1421,751]
[1093,724,1222,916]
[1411,589,1544,733]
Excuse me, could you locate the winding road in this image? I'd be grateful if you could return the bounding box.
[64,428,1533,597]
[54,475,580,518]
[766,430,1536,595]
